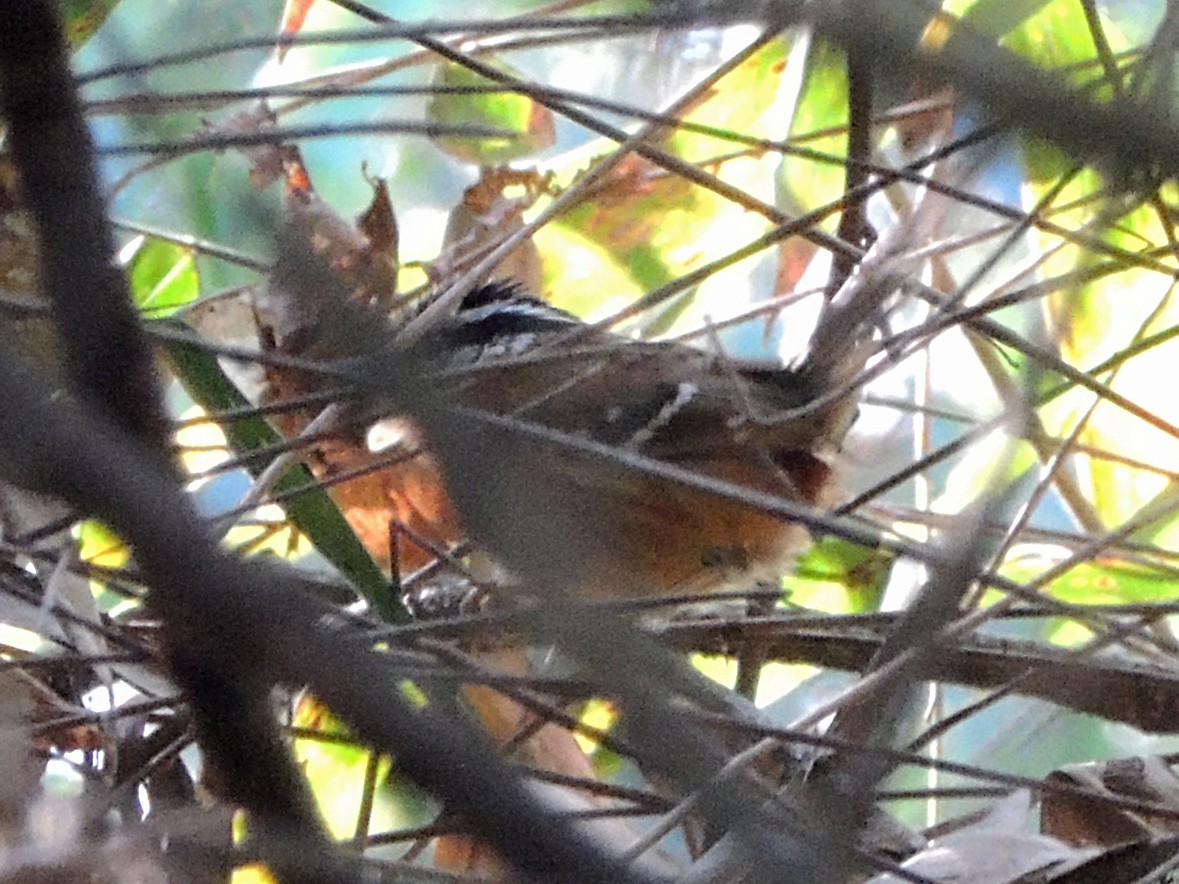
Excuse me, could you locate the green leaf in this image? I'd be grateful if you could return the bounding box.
[126,238,200,317]
[1015,4,1178,533]
[58,0,120,49]
[427,56,555,165]
[1000,1,1111,75]
[1003,551,1179,606]
[534,222,643,318]
[665,37,789,162]
[953,0,1056,39]
[783,537,893,614]
[293,696,433,841]
[999,548,1179,644]
[776,41,848,224]
[157,322,407,623]
[1027,171,1179,530]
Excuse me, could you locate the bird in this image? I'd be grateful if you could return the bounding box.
[409,281,851,598]
[261,273,862,603]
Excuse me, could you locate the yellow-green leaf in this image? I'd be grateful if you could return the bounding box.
[783,536,893,614]
[999,548,1179,644]
[776,41,847,224]
[292,696,432,842]
[428,57,555,165]
[126,237,200,317]
[547,39,791,330]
